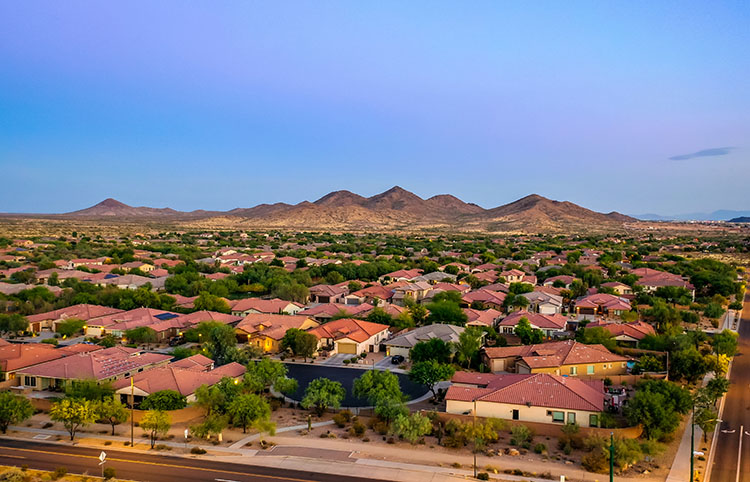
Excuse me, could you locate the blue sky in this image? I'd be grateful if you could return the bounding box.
[1,1,748,214]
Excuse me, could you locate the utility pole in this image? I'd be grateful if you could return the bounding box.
[473,399,477,478]
[609,432,614,482]
[130,376,134,447]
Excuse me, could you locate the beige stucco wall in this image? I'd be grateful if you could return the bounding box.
[446,399,600,426]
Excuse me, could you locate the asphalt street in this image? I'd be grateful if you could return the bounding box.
[0,438,389,482]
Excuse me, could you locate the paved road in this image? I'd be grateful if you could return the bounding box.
[709,288,750,482]
[0,438,387,482]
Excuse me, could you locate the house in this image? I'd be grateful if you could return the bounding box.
[229,298,303,317]
[631,268,695,299]
[482,340,628,376]
[464,308,503,328]
[461,289,507,310]
[298,303,373,323]
[112,356,245,404]
[600,282,633,296]
[574,293,632,320]
[344,285,394,305]
[499,269,525,283]
[84,308,181,338]
[497,310,568,337]
[26,304,124,333]
[309,318,390,355]
[384,324,464,360]
[16,346,172,391]
[309,284,348,304]
[542,275,576,289]
[412,271,457,284]
[379,269,423,283]
[98,274,167,290]
[445,372,604,427]
[521,291,564,315]
[585,320,655,346]
[0,344,101,382]
[235,314,319,352]
[392,281,433,305]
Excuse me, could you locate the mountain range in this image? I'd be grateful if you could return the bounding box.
[631,210,750,222]
[54,187,635,232]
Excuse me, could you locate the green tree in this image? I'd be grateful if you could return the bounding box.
[713,330,739,357]
[409,337,453,364]
[0,314,29,336]
[455,326,483,368]
[409,361,455,398]
[56,318,86,337]
[194,291,231,313]
[425,299,468,326]
[0,391,33,434]
[353,370,405,406]
[141,390,187,411]
[227,393,270,433]
[301,378,345,416]
[245,358,292,393]
[669,347,709,383]
[202,322,239,366]
[578,326,616,351]
[65,380,115,401]
[704,302,725,320]
[50,398,98,440]
[97,396,129,435]
[124,326,158,348]
[515,317,544,345]
[280,328,318,361]
[408,304,428,325]
[391,412,432,444]
[624,380,691,440]
[140,410,171,449]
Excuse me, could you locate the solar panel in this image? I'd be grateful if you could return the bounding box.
[154,313,178,320]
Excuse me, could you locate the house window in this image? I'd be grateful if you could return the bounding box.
[551,411,565,423]
[621,362,626,368]
[567,413,576,424]
[589,414,599,427]
[512,409,519,420]
[570,366,577,376]
[25,376,37,387]
[587,365,595,375]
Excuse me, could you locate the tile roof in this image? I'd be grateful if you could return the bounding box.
[385,324,464,348]
[309,318,389,344]
[0,344,70,372]
[27,304,124,323]
[230,297,300,314]
[484,340,628,368]
[498,310,568,330]
[446,372,605,412]
[111,361,245,396]
[236,313,318,341]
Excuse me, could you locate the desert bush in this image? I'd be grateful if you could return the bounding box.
[190,446,207,454]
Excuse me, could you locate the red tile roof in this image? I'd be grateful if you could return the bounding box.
[484,340,628,368]
[309,318,389,343]
[498,310,567,330]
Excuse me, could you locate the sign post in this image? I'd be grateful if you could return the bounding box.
[99,451,107,479]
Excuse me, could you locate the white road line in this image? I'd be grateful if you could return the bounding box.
[215,479,240,482]
[736,425,743,482]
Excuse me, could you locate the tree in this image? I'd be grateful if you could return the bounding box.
[56,318,86,337]
[141,390,187,411]
[245,358,291,392]
[391,413,432,444]
[704,376,730,401]
[654,286,692,306]
[374,397,408,423]
[409,337,453,364]
[280,328,318,361]
[140,410,171,448]
[202,322,239,366]
[515,317,544,345]
[704,302,725,320]
[50,398,98,440]
[669,347,709,383]
[578,327,616,351]
[227,393,270,433]
[0,314,29,336]
[353,370,405,406]
[624,380,691,440]
[65,380,115,401]
[301,378,345,416]
[409,304,428,325]
[124,326,158,349]
[0,391,33,433]
[713,330,739,357]
[632,355,663,374]
[97,396,128,435]
[425,299,468,326]
[194,292,230,313]
[409,361,455,398]
[455,327,483,368]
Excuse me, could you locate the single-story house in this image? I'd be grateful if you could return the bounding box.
[585,320,655,346]
[229,298,303,317]
[574,293,632,320]
[464,308,503,328]
[384,324,464,360]
[446,372,605,426]
[309,318,390,355]
[26,304,124,333]
[521,291,564,315]
[309,284,348,304]
[497,310,568,337]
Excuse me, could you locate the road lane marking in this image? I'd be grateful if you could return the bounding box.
[216,479,241,482]
[0,455,25,459]
[0,445,317,482]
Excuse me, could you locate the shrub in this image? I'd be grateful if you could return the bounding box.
[351,420,366,437]
[52,467,68,480]
[510,425,533,447]
[343,359,350,365]
[333,412,349,428]
[477,473,489,481]
[104,441,112,446]
[190,446,207,454]
[41,338,59,346]
[534,442,547,454]
[103,466,117,479]
[0,468,26,482]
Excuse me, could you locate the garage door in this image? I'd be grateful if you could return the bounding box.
[337,343,357,354]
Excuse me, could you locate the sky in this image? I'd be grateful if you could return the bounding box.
[1,1,748,215]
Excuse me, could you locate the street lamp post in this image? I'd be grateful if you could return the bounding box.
[473,399,477,478]
[130,376,134,447]
[690,402,695,482]
[609,432,614,482]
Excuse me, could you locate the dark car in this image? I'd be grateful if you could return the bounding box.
[168,336,184,347]
[391,355,405,364]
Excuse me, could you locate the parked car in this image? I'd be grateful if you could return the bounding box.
[168,336,184,347]
[391,355,405,364]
